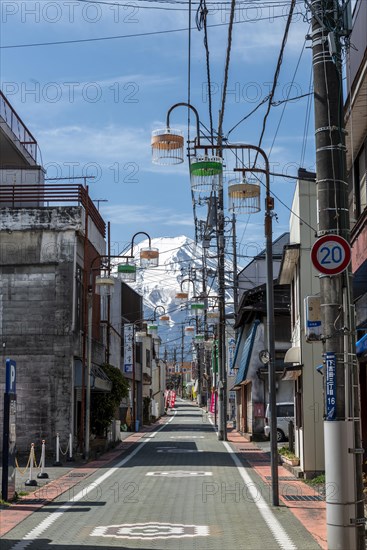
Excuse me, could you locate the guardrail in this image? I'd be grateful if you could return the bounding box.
[0,184,106,236]
[0,90,38,162]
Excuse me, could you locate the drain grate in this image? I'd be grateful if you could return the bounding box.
[19,499,47,505]
[283,495,324,502]
[265,476,297,481]
[67,472,88,478]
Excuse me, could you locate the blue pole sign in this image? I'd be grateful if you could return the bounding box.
[6,359,16,394]
[325,352,336,420]
[2,359,17,501]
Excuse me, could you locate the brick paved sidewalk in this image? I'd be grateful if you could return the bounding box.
[0,416,169,538]
[227,427,327,550]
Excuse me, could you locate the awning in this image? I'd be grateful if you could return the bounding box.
[356,333,367,359]
[284,346,301,364]
[233,320,260,387]
[74,360,112,392]
[232,325,245,368]
[278,244,300,285]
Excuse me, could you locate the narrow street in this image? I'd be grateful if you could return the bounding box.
[2,401,321,550]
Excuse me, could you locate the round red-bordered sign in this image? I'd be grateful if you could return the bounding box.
[311,235,351,275]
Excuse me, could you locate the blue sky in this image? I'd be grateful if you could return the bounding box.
[0,0,316,258]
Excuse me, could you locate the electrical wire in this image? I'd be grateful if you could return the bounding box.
[217,0,236,140]
[196,0,214,142]
[255,0,296,157]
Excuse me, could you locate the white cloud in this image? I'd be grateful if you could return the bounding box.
[101,203,194,227]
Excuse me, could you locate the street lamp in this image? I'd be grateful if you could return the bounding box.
[82,229,159,459]
[151,104,277,503]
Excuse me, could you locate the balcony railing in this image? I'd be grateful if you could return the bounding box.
[0,90,38,163]
[0,184,106,236]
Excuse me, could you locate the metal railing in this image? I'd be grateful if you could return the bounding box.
[0,90,38,162]
[0,184,106,236]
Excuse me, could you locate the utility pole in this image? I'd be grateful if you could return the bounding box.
[311,1,364,547]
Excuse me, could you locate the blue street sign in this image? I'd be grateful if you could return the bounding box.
[325,352,336,421]
[5,359,16,394]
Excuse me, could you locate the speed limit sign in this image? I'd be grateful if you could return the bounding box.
[311,235,351,275]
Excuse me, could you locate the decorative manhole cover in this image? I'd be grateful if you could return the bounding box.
[146,471,212,477]
[283,495,324,501]
[91,523,210,539]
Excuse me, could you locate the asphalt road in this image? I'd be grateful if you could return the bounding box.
[1,399,321,549]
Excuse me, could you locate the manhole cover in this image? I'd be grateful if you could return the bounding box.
[67,472,88,478]
[283,495,324,501]
[91,522,210,540]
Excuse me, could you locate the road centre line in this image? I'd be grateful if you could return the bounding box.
[10,411,177,550]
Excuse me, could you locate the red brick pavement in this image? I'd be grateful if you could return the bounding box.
[227,429,327,550]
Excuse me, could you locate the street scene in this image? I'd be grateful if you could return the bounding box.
[1,400,325,549]
[0,0,366,548]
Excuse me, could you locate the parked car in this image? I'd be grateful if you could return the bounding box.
[264,402,294,442]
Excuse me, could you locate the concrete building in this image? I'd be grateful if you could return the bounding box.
[278,169,324,475]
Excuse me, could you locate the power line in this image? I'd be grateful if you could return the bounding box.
[0,12,305,49]
[255,0,297,155]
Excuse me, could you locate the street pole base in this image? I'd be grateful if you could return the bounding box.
[25,479,38,486]
[37,472,49,479]
[53,461,63,467]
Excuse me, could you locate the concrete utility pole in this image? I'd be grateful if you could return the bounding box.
[311,1,365,547]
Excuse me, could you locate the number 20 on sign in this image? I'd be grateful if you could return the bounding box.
[311,235,351,276]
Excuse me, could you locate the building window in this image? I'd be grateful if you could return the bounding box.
[75,265,84,332]
[355,141,367,217]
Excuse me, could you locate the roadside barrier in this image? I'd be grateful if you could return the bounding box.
[25,443,38,487]
[54,432,72,466]
[53,433,63,466]
[66,433,74,462]
[37,440,49,479]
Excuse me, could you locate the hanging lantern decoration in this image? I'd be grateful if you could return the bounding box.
[159,314,170,325]
[147,324,158,336]
[116,262,137,282]
[135,330,147,343]
[95,273,115,296]
[140,246,159,268]
[195,334,205,344]
[175,291,189,302]
[228,173,260,214]
[190,155,223,193]
[185,326,195,335]
[190,302,205,316]
[207,309,220,323]
[151,128,184,165]
[204,338,215,351]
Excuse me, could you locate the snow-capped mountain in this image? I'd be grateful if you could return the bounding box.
[125,235,236,361]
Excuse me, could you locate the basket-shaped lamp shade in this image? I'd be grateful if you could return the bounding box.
[185,326,195,335]
[204,339,215,351]
[159,314,170,325]
[175,291,189,302]
[95,275,115,296]
[140,247,159,268]
[135,330,147,343]
[228,180,261,214]
[117,263,137,282]
[151,128,184,165]
[190,156,223,193]
[207,310,220,323]
[147,324,158,336]
[190,302,205,316]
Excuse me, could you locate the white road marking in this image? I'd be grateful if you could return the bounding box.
[222,441,297,550]
[90,522,209,539]
[10,411,177,550]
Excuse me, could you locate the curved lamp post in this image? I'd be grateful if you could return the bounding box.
[151,103,277,504]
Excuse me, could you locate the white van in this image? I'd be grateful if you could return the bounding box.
[264,402,295,442]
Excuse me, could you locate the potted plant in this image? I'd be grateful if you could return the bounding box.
[278,446,300,466]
